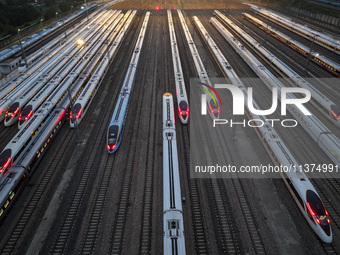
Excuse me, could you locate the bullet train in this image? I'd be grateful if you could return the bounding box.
[0,13,92,103]
[167,10,189,124]
[107,12,150,153]
[16,6,101,73]
[18,52,42,72]
[249,5,340,55]
[0,10,118,179]
[0,62,88,178]
[17,11,118,128]
[241,12,340,77]
[0,5,124,220]
[1,10,111,125]
[241,13,340,126]
[0,52,96,219]
[202,16,332,243]
[71,11,136,127]
[216,12,340,127]
[163,93,186,254]
[213,11,340,166]
[177,10,220,120]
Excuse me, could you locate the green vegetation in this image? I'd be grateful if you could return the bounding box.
[0,0,81,38]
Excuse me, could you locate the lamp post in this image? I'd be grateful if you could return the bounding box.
[17,29,28,68]
[305,33,318,70]
[264,12,270,43]
[204,34,210,69]
[40,18,43,28]
[85,0,89,26]
[56,12,67,39]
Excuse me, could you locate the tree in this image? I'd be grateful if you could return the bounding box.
[44,7,56,20]
[59,2,72,12]
[45,0,56,7]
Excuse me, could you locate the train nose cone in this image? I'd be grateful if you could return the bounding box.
[107,144,116,153]
[0,149,12,175]
[4,115,19,126]
[320,221,331,236]
[18,120,25,128]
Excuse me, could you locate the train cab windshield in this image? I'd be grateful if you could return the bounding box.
[19,61,25,68]
[307,190,331,234]
[0,149,12,174]
[19,105,33,124]
[331,105,340,121]
[5,102,20,122]
[107,125,119,151]
[208,99,220,117]
[179,100,189,119]
[70,104,82,123]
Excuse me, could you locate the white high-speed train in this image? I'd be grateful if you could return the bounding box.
[167,10,189,124]
[177,10,220,120]
[107,12,150,153]
[1,10,114,125]
[249,5,340,55]
[216,12,340,127]
[163,93,186,254]
[16,10,118,128]
[241,12,340,77]
[197,15,332,243]
[213,11,340,167]
[70,11,136,127]
[0,10,119,179]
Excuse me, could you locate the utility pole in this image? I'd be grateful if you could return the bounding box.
[85,0,89,26]
[17,29,28,67]
[305,34,317,70]
[56,12,67,39]
[204,35,210,70]
[264,15,269,43]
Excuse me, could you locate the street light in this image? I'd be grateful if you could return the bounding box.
[17,29,28,68]
[85,0,89,25]
[40,18,43,28]
[77,39,85,46]
[305,33,318,70]
[204,34,210,69]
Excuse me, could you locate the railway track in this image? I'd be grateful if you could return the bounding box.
[106,11,155,255]
[0,3,340,255]
[229,11,340,102]
[47,14,143,254]
[172,11,210,254]
[191,10,340,254]
[0,127,75,254]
